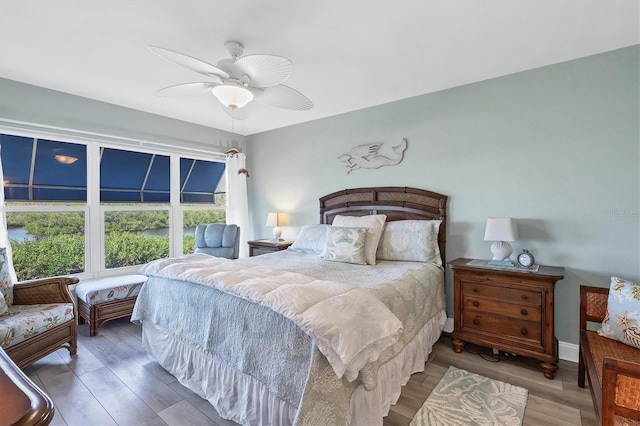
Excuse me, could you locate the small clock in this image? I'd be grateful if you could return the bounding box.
[517,249,535,268]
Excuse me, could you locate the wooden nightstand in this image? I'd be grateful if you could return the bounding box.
[248,239,293,257]
[448,258,564,379]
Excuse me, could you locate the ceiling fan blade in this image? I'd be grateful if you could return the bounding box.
[153,82,217,97]
[255,84,313,110]
[147,45,230,80]
[234,54,293,87]
[221,101,256,120]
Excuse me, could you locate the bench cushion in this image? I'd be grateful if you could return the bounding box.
[76,274,148,305]
[0,303,74,348]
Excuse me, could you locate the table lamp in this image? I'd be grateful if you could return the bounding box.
[266,212,283,241]
[484,217,518,266]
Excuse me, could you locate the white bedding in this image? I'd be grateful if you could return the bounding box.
[135,250,446,425]
[139,253,403,381]
[141,310,446,425]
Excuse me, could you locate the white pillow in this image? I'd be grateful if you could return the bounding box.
[289,224,331,255]
[376,220,442,265]
[331,214,386,265]
[322,226,367,265]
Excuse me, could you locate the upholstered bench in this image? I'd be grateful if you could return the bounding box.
[579,284,640,425]
[75,274,148,336]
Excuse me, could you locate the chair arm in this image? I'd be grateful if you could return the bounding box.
[602,357,640,425]
[12,276,79,305]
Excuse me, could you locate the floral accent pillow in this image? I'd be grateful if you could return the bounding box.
[289,224,331,255]
[0,247,13,307]
[598,277,640,350]
[322,226,367,265]
[0,293,7,316]
[376,220,442,265]
[331,214,386,265]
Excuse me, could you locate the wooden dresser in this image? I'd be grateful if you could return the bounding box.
[449,258,564,379]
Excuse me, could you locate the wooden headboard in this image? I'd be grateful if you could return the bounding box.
[319,186,448,265]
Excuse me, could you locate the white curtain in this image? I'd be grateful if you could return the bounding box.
[0,146,18,282]
[225,153,250,258]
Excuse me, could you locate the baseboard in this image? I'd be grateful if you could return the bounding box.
[442,317,579,363]
[558,341,579,363]
[443,317,454,334]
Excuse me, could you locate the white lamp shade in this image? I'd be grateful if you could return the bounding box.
[212,84,254,109]
[265,212,279,227]
[484,218,518,242]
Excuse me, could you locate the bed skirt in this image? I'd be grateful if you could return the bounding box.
[141,309,446,425]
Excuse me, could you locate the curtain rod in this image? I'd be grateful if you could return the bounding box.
[0,118,229,160]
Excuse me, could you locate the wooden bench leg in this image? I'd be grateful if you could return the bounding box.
[90,305,99,336]
[578,348,586,388]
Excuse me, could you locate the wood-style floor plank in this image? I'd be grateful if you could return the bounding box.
[20,318,596,425]
[39,369,118,426]
[78,366,168,425]
[158,400,219,426]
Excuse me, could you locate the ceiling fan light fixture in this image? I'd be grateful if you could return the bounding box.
[54,155,78,165]
[211,83,254,109]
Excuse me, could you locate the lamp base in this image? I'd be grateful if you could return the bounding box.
[272,226,282,241]
[490,241,513,261]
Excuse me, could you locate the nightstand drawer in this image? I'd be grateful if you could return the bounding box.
[463,296,541,322]
[251,247,276,256]
[462,311,541,343]
[462,281,541,305]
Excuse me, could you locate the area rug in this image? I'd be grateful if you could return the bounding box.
[410,366,528,426]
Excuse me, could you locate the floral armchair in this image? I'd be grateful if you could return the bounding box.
[0,249,78,368]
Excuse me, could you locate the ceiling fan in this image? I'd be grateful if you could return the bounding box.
[148,41,313,120]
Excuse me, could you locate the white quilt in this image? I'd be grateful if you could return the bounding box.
[139,253,404,381]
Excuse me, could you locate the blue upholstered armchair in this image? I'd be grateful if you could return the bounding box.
[194,223,240,259]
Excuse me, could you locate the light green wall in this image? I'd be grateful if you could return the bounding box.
[0,78,246,153]
[246,45,640,345]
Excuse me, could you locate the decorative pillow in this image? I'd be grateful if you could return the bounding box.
[322,226,367,265]
[331,214,386,265]
[289,224,331,255]
[598,277,640,350]
[376,220,442,265]
[0,248,13,307]
[0,292,7,316]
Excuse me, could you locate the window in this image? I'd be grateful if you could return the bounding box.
[1,132,226,280]
[2,134,87,279]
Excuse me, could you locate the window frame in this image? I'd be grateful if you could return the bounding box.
[1,127,227,280]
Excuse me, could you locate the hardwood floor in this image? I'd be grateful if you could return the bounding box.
[21,318,597,425]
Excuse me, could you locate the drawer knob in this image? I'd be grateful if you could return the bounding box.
[473,288,479,293]
[520,328,528,336]
[521,309,528,316]
[521,295,528,300]
[473,301,480,307]
[473,319,480,325]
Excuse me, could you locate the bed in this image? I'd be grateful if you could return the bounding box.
[131,186,448,425]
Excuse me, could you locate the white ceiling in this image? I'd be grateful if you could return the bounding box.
[0,1,638,136]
